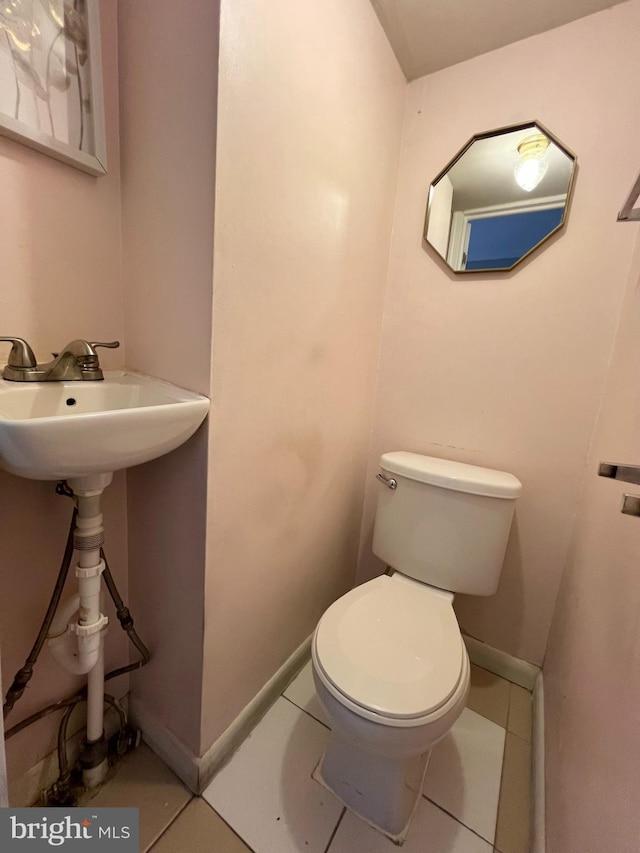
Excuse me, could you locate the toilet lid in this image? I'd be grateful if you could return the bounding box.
[314,575,464,720]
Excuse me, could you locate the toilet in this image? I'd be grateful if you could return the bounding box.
[311,451,522,843]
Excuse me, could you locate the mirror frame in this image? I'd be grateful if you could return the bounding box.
[423,120,577,273]
[618,171,640,221]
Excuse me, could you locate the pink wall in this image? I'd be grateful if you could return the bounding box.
[199,0,406,748]
[0,2,129,796]
[356,0,640,666]
[118,0,216,397]
[544,234,640,850]
[0,0,128,800]
[117,0,218,754]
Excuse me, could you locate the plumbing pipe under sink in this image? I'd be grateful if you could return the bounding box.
[45,473,113,787]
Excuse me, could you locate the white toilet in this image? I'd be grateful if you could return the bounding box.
[311,451,522,843]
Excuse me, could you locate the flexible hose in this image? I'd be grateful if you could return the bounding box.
[56,693,127,785]
[100,548,151,679]
[3,484,151,741]
[2,506,78,719]
[5,553,151,740]
[5,693,82,740]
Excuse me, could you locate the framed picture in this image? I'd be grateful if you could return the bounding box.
[0,0,107,176]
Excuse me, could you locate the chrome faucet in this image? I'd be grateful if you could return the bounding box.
[0,337,120,381]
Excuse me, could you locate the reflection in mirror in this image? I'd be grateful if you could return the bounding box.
[424,122,576,273]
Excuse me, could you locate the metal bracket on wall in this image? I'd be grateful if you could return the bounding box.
[598,463,640,517]
[598,462,640,485]
[621,494,640,518]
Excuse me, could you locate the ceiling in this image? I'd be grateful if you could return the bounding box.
[370,0,629,80]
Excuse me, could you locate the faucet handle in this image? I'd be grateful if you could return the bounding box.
[0,337,37,367]
[89,341,120,351]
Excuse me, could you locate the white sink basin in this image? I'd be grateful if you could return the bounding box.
[0,370,210,480]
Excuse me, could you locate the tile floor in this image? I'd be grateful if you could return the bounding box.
[84,661,532,852]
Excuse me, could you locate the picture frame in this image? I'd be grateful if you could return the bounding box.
[0,0,107,176]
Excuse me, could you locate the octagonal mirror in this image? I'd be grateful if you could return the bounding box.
[424,121,576,273]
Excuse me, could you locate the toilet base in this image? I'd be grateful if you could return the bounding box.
[312,732,431,845]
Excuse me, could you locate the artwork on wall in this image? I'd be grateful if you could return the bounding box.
[0,0,106,176]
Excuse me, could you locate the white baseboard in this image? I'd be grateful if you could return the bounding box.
[462,635,545,852]
[130,634,312,794]
[197,635,312,792]
[531,671,545,853]
[463,634,539,690]
[128,696,200,793]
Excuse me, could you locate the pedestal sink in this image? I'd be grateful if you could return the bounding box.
[0,370,209,480]
[0,369,209,788]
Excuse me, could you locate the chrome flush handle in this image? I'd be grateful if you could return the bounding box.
[376,472,397,490]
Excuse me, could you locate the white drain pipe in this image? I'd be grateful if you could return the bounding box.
[47,473,113,788]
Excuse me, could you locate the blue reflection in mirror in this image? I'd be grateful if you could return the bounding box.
[465,208,563,270]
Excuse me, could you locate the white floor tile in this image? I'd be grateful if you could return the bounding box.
[202,697,342,853]
[283,660,329,727]
[423,708,505,844]
[329,797,492,853]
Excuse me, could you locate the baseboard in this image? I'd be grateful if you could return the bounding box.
[196,634,312,792]
[462,635,544,850]
[531,671,545,853]
[128,696,200,794]
[130,634,312,794]
[462,634,539,690]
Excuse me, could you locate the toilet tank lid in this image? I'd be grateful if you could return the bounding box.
[380,452,522,499]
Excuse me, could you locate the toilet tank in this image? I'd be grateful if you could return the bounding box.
[372,452,522,596]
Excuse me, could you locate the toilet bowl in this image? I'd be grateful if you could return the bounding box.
[311,573,470,842]
[311,451,521,843]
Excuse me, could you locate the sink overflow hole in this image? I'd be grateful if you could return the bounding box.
[66,398,77,407]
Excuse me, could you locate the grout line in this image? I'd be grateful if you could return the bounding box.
[423,795,496,848]
[323,807,346,853]
[144,795,194,852]
[472,663,530,693]
[281,693,331,731]
[507,729,532,746]
[493,721,510,850]
[197,797,259,853]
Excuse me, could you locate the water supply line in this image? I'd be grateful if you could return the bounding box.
[2,505,77,718]
[3,478,151,796]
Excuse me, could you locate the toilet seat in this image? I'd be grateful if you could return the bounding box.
[313,573,465,727]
